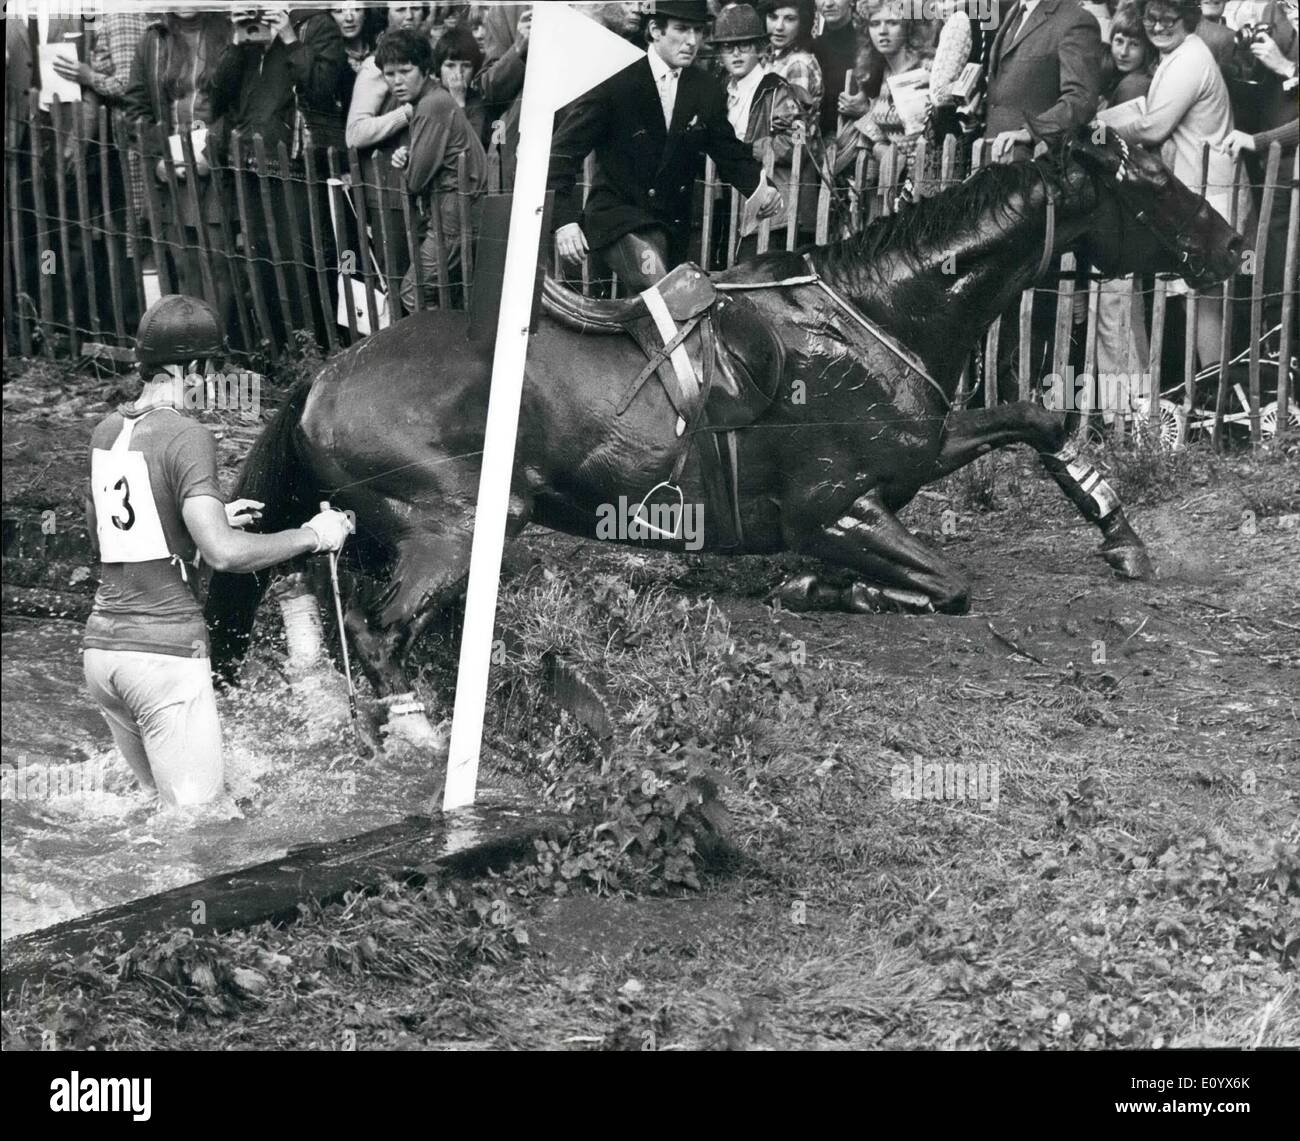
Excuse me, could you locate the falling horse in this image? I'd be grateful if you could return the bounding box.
[206,125,1241,739]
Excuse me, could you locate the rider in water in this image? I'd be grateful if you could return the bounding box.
[83,295,353,807]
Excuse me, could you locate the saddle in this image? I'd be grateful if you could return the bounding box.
[540,263,784,549]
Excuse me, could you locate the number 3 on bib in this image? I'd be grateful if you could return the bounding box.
[91,419,172,563]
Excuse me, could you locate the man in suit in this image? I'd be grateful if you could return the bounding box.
[549,0,783,291]
[983,0,1103,162]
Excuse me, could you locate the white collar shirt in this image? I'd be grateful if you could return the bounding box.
[726,63,769,140]
[647,45,681,129]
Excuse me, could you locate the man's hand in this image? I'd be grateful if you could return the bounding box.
[515,8,532,54]
[1222,129,1257,161]
[754,184,784,220]
[391,144,410,169]
[266,9,296,45]
[555,222,589,265]
[224,498,264,529]
[301,507,353,554]
[51,55,94,87]
[1250,33,1293,77]
[990,128,1032,163]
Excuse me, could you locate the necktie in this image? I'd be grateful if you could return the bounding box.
[659,69,678,128]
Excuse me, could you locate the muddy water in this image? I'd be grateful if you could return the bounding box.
[1,615,443,943]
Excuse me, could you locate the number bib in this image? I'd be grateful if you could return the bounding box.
[91,413,174,563]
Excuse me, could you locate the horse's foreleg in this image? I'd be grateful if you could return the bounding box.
[780,490,970,614]
[935,403,1153,581]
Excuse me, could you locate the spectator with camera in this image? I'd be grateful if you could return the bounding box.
[209,8,348,343]
[1222,3,1298,327]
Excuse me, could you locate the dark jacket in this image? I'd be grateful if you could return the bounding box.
[549,55,763,259]
[984,0,1102,145]
[405,78,488,203]
[1197,18,1236,72]
[812,19,858,137]
[207,9,347,158]
[123,17,230,224]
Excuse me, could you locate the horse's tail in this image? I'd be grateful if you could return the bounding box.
[206,379,316,683]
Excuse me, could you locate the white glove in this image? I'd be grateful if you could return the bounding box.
[302,508,353,553]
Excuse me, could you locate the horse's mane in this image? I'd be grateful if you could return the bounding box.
[816,156,1055,275]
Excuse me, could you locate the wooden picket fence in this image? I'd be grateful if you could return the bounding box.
[3,92,507,366]
[4,90,1295,445]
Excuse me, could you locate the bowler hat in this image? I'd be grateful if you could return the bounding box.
[710,3,766,41]
[649,1,711,24]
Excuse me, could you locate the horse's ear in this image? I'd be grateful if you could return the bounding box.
[1069,122,1123,177]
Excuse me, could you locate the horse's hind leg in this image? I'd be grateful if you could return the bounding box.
[934,403,1153,581]
[780,490,970,614]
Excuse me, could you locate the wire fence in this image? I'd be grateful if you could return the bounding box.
[3,88,1295,445]
[3,90,511,367]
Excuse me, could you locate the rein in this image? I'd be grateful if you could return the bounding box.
[1029,158,1059,281]
[716,259,951,410]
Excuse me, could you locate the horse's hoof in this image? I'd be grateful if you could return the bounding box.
[1099,542,1154,581]
[771,573,818,611]
[383,710,450,756]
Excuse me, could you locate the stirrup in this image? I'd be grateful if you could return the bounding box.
[632,481,685,540]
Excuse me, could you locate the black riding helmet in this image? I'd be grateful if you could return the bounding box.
[134,295,222,366]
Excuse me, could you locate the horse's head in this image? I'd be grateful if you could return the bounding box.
[1060,124,1243,290]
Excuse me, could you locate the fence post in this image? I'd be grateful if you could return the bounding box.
[1276,150,1299,440]
[1183,145,1211,432]
[398,174,424,317]
[580,153,594,295]
[1246,142,1281,445]
[136,119,175,298]
[327,146,362,339]
[252,135,296,340]
[112,111,146,317]
[96,106,126,342]
[1211,156,1243,445]
[301,139,338,352]
[180,130,219,310]
[782,124,801,251]
[7,106,35,356]
[50,97,80,355]
[276,140,318,346]
[428,191,452,310]
[816,138,835,246]
[28,91,57,355]
[343,144,379,330]
[230,130,278,362]
[758,140,776,254]
[369,153,403,312]
[701,157,716,272]
[1147,276,1168,445]
[69,102,102,339]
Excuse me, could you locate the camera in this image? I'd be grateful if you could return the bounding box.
[232,8,273,44]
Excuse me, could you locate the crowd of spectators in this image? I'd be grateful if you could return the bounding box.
[5,1,1297,374]
[6,3,526,351]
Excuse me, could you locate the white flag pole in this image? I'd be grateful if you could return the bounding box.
[443,4,642,811]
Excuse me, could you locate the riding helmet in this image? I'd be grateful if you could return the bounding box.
[710,4,765,42]
[134,295,223,366]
